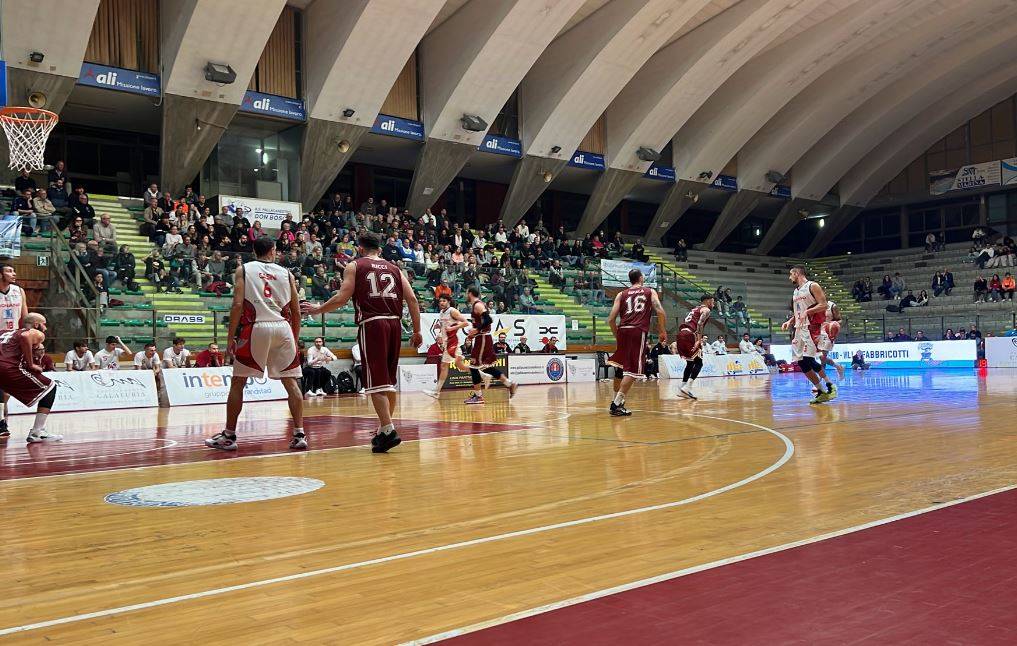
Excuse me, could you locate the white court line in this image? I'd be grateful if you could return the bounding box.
[409,482,1017,644]
[16,438,178,465]
[0,413,792,636]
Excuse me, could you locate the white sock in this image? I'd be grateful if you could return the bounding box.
[613,392,625,406]
[31,412,48,433]
[686,379,696,389]
[380,423,395,435]
[293,427,304,436]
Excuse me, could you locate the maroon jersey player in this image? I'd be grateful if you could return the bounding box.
[674,294,715,400]
[606,268,666,417]
[463,287,516,405]
[0,313,61,443]
[303,233,422,453]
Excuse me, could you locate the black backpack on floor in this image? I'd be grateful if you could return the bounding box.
[334,371,356,394]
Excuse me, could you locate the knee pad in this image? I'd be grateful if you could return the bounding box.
[614,367,623,380]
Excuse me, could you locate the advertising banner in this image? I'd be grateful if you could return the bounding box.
[239,91,306,121]
[219,195,302,230]
[0,219,22,256]
[929,161,1001,195]
[164,314,206,324]
[713,175,738,191]
[398,364,438,392]
[508,354,567,385]
[644,164,676,182]
[371,114,425,141]
[1002,157,1017,186]
[770,340,976,368]
[78,63,160,97]
[565,358,597,383]
[660,353,768,379]
[568,151,606,171]
[0,60,6,107]
[163,367,288,406]
[600,259,658,289]
[8,370,159,414]
[985,336,1017,368]
[418,314,567,353]
[479,134,522,158]
[770,184,792,198]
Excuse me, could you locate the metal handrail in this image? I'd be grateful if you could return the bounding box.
[44,216,102,344]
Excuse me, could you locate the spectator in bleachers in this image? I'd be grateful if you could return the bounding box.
[67,216,89,246]
[852,350,869,370]
[93,213,117,254]
[143,183,159,203]
[304,338,336,396]
[31,188,56,234]
[739,333,758,355]
[1002,272,1015,300]
[915,290,929,306]
[133,342,162,376]
[988,242,1014,268]
[247,220,266,241]
[14,169,36,193]
[877,274,893,299]
[49,178,69,214]
[68,185,89,210]
[731,296,749,325]
[162,225,182,257]
[48,160,67,185]
[519,287,538,314]
[925,232,940,252]
[989,274,1003,302]
[973,275,989,303]
[514,336,531,354]
[114,245,136,289]
[92,272,109,308]
[673,238,688,263]
[162,338,192,368]
[893,327,912,342]
[157,191,175,214]
[899,290,918,308]
[629,239,648,263]
[972,226,988,250]
[754,338,776,366]
[64,340,97,371]
[710,335,728,355]
[967,324,982,340]
[141,199,163,236]
[311,265,332,300]
[931,271,950,297]
[944,328,954,340]
[95,336,130,370]
[890,272,906,299]
[85,240,115,289]
[13,188,34,232]
[914,330,929,342]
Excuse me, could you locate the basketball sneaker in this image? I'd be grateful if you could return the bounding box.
[809,391,833,405]
[464,393,485,405]
[204,431,238,451]
[0,419,9,439]
[610,402,632,416]
[26,430,63,443]
[678,387,697,400]
[423,389,440,399]
[371,430,402,453]
[289,432,307,450]
[826,383,838,400]
[314,390,326,397]
[508,381,518,399]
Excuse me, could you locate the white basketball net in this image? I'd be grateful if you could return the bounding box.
[0,108,58,172]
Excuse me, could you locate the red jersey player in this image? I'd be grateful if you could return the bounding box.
[0,262,28,439]
[0,313,61,443]
[674,293,715,400]
[303,233,422,453]
[606,268,666,416]
[423,294,470,399]
[206,237,305,451]
[463,287,516,404]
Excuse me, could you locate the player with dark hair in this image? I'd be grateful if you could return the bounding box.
[205,235,305,451]
[782,265,836,404]
[606,268,666,416]
[0,262,28,439]
[424,293,471,399]
[303,233,422,453]
[674,293,715,400]
[463,286,516,404]
[817,299,845,380]
[0,313,60,442]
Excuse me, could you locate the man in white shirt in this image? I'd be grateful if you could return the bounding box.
[64,341,97,371]
[95,335,131,370]
[305,337,337,396]
[710,335,728,355]
[162,337,192,368]
[738,333,759,355]
[134,342,162,374]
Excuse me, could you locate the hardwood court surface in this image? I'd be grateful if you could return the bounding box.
[0,369,1015,643]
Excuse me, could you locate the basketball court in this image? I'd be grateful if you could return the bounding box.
[1,369,1014,644]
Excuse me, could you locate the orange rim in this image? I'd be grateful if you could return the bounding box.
[0,107,58,124]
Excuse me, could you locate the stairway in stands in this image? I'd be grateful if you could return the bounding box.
[805,258,877,338]
[529,273,602,341]
[91,195,216,344]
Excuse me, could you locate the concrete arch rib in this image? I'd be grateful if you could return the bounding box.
[404,0,585,215]
[690,0,934,250]
[299,0,445,208]
[753,4,1017,254]
[574,0,826,237]
[159,0,288,195]
[499,0,714,225]
[805,62,1017,257]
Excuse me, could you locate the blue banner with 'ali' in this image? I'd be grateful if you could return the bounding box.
[239,91,305,121]
[371,114,425,141]
[78,63,160,97]
[568,150,605,171]
[479,134,522,158]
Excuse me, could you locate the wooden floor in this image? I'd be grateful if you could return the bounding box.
[1,369,1015,644]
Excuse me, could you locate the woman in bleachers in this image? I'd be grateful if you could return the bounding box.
[878,274,893,299]
[1003,272,1016,300]
[973,275,989,303]
[988,274,1003,302]
[915,290,929,307]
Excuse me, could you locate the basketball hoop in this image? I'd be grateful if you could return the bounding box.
[0,107,59,172]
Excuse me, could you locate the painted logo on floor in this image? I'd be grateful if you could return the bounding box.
[104,477,325,507]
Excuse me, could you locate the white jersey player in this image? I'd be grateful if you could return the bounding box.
[205,238,305,451]
[0,262,28,438]
[424,294,471,399]
[817,300,845,379]
[781,265,836,404]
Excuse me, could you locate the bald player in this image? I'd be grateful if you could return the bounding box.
[0,313,61,443]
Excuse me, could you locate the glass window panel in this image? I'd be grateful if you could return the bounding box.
[991,99,1014,140]
[945,125,967,151]
[970,110,992,146]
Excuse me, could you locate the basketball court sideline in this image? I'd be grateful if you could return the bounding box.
[1,370,1015,644]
